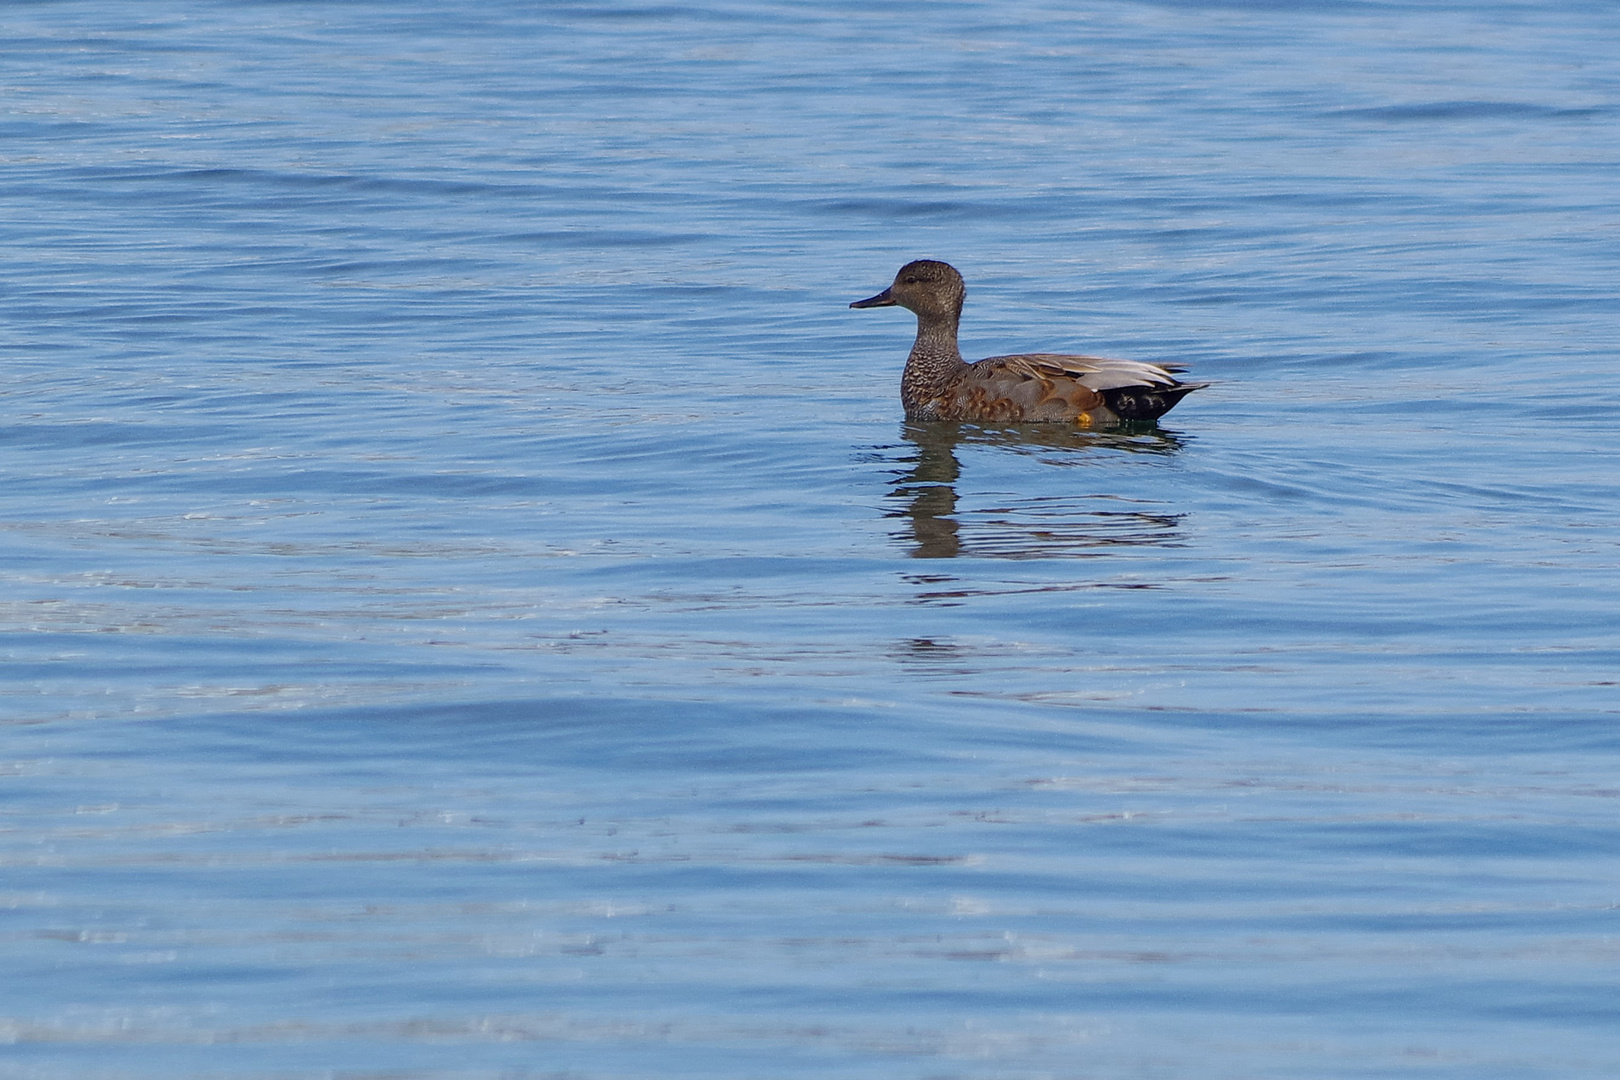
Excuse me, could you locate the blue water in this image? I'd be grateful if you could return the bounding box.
[4,2,1619,1077]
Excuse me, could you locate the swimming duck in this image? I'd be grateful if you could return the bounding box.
[851,260,1205,425]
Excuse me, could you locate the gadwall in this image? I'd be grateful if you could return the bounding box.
[851,260,1206,425]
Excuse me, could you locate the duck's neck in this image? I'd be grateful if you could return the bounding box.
[901,312,969,413]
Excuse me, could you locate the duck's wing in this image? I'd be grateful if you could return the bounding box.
[932,353,1203,424]
[980,353,1190,391]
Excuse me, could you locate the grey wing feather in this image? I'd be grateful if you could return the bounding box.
[979,353,1186,391]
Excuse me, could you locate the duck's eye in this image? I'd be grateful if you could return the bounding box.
[902,277,918,285]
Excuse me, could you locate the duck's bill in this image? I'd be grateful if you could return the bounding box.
[849,288,896,309]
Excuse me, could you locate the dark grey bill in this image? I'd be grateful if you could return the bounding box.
[849,288,896,309]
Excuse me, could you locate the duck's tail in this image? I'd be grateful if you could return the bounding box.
[1100,380,1209,423]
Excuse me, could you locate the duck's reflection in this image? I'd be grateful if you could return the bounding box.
[889,424,965,558]
[884,422,1187,559]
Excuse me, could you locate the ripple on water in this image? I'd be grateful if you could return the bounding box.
[3,1,1620,1078]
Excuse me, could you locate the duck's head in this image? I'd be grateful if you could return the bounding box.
[850,259,965,323]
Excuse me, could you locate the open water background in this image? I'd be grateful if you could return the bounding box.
[3,2,1619,1077]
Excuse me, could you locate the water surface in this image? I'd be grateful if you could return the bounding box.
[3,2,1619,1077]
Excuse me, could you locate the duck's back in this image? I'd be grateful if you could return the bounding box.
[919,353,1203,425]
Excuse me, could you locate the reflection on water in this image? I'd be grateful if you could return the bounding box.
[887,423,965,558]
[883,423,1187,559]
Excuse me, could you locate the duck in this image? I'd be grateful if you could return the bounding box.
[851,260,1206,425]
